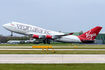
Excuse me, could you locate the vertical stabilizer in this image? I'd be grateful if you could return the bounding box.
[78,26,102,40]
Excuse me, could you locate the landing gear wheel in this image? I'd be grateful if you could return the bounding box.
[47,40,51,44]
[43,40,46,44]
[11,32,13,36]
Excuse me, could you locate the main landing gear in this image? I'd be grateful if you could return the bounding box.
[43,39,51,44]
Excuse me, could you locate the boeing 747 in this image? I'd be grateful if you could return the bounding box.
[3,22,102,44]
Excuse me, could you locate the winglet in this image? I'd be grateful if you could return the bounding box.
[69,32,73,35]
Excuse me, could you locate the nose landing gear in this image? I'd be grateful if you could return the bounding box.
[11,32,13,36]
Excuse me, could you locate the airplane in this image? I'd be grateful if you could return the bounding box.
[3,22,102,44]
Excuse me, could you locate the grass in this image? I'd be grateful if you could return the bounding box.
[0,64,105,70]
[1,50,105,54]
[0,43,72,46]
[1,45,105,49]
[52,45,105,49]
[0,43,105,49]
[0,43,97,46]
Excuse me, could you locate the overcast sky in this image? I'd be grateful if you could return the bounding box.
[0,0,105,36]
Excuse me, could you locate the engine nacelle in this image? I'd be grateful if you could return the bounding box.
[46,35,52,39]
[33,34,39,39]
[33,34,55,39]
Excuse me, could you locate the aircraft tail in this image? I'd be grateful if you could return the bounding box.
[78,26,102,40]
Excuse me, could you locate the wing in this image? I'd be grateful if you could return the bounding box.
[27,32,74,39]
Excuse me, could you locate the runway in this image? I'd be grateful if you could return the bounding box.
[0,54,105,63]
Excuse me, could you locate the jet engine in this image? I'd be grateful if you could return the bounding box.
[32,34,55,39]
[33,34,39,39]
[46,35,52,39]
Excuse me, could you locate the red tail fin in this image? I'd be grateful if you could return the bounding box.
[78,26,102,40]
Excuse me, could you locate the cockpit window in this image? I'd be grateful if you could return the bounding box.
[11,23,14,26]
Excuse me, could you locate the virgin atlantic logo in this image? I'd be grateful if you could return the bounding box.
[86,30,96,40]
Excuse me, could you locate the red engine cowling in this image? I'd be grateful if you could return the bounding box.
[33,34,39,39]
[46,35,52,39]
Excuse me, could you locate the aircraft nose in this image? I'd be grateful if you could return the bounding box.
[3,24,8,28]
[3,23,10,29]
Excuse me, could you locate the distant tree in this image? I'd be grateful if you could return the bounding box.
[79,31,83,35]
[0,35,31,43]
[59,31,61,33]
[7,38,9,41]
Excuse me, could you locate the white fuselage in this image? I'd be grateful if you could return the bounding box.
[56,35,81,43]
[3,22,82,43]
